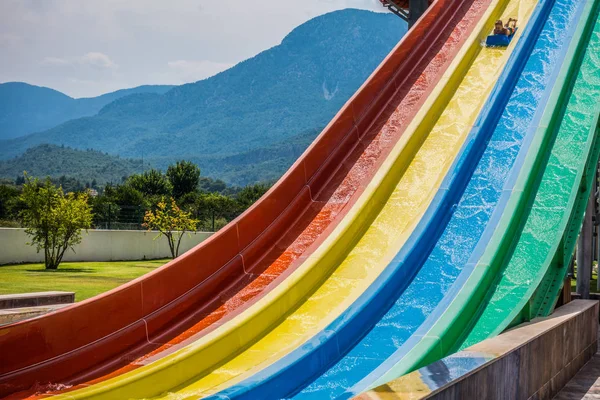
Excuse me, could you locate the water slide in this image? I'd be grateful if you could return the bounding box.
[19,0,497,398]
[365,0,600,395]
[1,0,599,398]
[0,0,486,397]
[451,0,600,353]
[210,0,564,395]
[350,0,596,390]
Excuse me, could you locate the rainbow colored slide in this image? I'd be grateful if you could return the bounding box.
[0,0,599,398]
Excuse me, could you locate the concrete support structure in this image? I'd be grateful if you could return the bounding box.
[577,188,594,298]
[409,0,429,26]
[596,160,600,291]
[379,0,430,27]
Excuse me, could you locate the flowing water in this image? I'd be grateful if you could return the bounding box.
[460,8,600,349]
[295,0,583,396]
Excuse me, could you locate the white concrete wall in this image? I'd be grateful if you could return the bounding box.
[0,228,213,265]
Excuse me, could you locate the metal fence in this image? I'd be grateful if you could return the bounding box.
[93,204,145,230]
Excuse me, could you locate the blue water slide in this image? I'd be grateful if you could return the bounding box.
[207,0,582,397]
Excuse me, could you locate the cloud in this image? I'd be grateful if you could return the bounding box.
[80,52,118,69]
[0,33,22,48]
[41,52,118,70]
[167,60,234,83]
[2,0,387,97]
[41,56,71,66]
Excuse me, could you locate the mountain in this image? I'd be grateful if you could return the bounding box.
[0,144,143,185]
[1,10,405,157]
[0,9,406,185]
[0,83,175,140]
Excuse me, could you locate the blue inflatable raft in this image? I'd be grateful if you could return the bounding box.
[486,28,518,47]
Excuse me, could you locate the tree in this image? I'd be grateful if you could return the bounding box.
[55,175,85,193]
[167,160,200,199]
[199,177,227,194]
[89,192,120,229]
[236,182,271,212]
[20,176,92,269]
[0,184,21,221]
[110,184,145,207]
[92,183,145,228]
[196,193,236,231]
[128,169,172,197]
[177,190,201,214]
[143,197,198,258]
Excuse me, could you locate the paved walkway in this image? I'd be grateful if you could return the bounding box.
[554,332,600,400]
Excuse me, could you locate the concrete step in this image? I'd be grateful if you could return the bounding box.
[0,291,75,309]
[572,293,600,300]
[0,304,70,326]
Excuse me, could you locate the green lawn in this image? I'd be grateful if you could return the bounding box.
[0,260,168,302]
[570,264,599,294]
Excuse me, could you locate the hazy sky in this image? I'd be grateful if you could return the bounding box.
[0,0,385,98]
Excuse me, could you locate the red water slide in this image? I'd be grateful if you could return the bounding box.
[0,0,486,396]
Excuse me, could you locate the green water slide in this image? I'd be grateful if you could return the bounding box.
[456,1,600,350]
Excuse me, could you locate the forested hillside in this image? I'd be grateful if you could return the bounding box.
[0,144,143,185]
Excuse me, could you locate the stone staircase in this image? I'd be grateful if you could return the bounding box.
[0,291,75,325]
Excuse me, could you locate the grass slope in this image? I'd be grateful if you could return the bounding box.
[0,259,166,301]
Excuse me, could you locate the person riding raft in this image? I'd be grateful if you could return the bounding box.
[494,18,517,35]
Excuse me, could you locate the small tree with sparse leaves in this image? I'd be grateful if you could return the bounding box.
[20,176,92,270]
[143,197,198,259]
